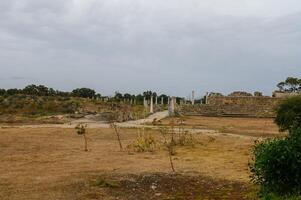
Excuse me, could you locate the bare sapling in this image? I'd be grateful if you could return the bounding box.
[111,122,123,151]
[170,119,175,146]
[159,121,176,173]
[168,140,175,173]
[75,123,88,151]
[108,111,123,151]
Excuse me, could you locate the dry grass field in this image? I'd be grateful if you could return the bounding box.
[160,116,281,137]
[0,116,282,200]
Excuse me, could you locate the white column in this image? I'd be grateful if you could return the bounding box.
[205,92,209,104]
[150,95,154,113]
[143,97,147,108]
[161,97,164,105]
[169,96,176,116]
[192,90,195,105]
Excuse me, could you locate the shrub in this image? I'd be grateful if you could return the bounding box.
[250,128,301,196]
[75,124,88,151]
[275,95,301,131]
[128,135,156,152]
[261,193,301,200]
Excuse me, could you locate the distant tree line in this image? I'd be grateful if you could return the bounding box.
[113,90,171,104]
[0,85,176,104]
[277,77,301,92]
[0,84,100,99]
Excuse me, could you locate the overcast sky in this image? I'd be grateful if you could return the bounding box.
[0,0,301,97]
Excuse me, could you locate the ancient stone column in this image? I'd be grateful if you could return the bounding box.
[167,97,170,105]
[161,97,164,105]
[192,90,195,105]
[205,92,209,104]
[150,95,154,113]
[155,96,158,105]
[143,97,147,108]
[173,97,177,105]
[168,96,176,116]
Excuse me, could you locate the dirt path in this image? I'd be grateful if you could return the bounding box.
[117,110,169,127]
[0,111,169,129]
[0,111,261,140]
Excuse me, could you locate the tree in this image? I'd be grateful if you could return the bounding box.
[22,84,54,96]
[114,92,123,101]
[48,88,56,96]
[6,88,20,95]
[286,77,300,92]
[143,91,154,99]
[123,93,132,101]
[277,82,286,91]
[275,95,301,131]
[135,94,144,105]
[0,89,6,96]
[276,77,301,92]
[72,88,96,98]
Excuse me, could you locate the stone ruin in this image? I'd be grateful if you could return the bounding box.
[178,91,286,118]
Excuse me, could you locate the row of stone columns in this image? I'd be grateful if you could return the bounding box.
[143,96,166,107]
[143,90,208,115]
[143,95,177,114]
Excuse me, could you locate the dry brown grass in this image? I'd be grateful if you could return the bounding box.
[160,116,280,137]
[0,124,262,200]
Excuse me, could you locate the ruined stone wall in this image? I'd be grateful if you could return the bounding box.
[207,96,280,107]
[178,96,284,118]
[273,91,300,98]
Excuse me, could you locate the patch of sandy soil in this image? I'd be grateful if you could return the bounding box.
[0,127,258,200]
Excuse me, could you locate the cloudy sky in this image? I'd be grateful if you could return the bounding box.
[0,0,301,97]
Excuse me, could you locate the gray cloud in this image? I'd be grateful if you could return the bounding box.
[0,0,301,97]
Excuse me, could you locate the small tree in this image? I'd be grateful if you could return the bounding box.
[108,112,123,151]
[75,124,88,151]
[276,77,301,92]
[72,88,96,98]
[159,120,176,173]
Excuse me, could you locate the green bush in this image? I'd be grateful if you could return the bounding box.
[275,95,301,131]
[261,193,301,200]
[250,128,301,196]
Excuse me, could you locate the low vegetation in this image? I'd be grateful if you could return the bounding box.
[0,95,79,115]
[250,95,301,199]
